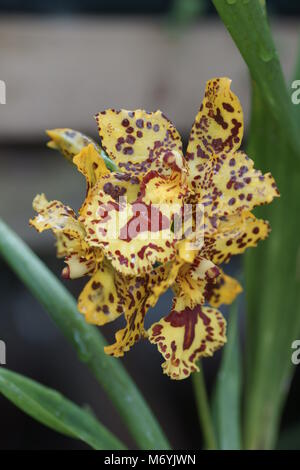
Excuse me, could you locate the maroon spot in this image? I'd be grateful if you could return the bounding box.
[103,182,114,194]
[92,281,101,290]
[121,118,129,127]
[214,108,228,129]
[126,135,136,144]
[252,227,259,234]
[152,324,163,336]
[222,102,234,112]
[136,119,144,128]
[123,146,134,155]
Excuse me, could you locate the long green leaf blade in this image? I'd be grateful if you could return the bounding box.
[212,0,300,450]
[212,0,300,157]
[0,218,170,450]
[243,83,300,449]
[0,368,125,450]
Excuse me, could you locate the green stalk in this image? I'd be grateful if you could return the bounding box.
[192,365,217,450]
[0,218,170,450]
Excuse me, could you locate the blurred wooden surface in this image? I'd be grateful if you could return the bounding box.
[0,15,298,140]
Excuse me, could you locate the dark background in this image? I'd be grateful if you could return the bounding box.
[0,0,299,15]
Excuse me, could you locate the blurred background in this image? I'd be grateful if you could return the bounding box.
[0,0,300,450]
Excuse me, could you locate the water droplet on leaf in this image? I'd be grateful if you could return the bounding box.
[259,46,273,62]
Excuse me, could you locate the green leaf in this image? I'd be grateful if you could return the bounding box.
[0,218,170,450]
[212,0,300,158]
[213,300,242,450]
[212,0,300,450]
[243,55,300,449]
[0,368,125,450]
[243,86,300,450]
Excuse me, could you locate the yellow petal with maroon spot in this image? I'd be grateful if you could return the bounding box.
[148,299,226,380]
[104,262,179,357]
[30,194,86,257]
[62,252,101,279]
[46,128,100,163]
[73,144,110,190]
[205,270,242,307]
[146,257,185,308]
[190,150,279,218]
[178,238,198,263]
[186,77,243,168]
[174,256,220,307]
[139,169,188,207]
[78,261,127,325]
[80,172,140,215]
[95,109,183,176]
[202,211,270,265]
[80,175,177,275]
[55,233,82,258]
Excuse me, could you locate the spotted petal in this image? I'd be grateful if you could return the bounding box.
[73,144,110,190]
[139,169,188,207]
[46,128,100,163]
[81,174,178,275]
[190,150,279,217]
[174,255,220,307]
[149,298,226,380]
[95,109,183,176]
[202,211,270,265]
[62,251,103,279]
[104,261,182,357]
[205,270,242,307]
[78,260,129,325]
[186,77,243,166]
[30,194,86,257]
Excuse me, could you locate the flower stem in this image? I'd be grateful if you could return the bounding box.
[192,364,217,450]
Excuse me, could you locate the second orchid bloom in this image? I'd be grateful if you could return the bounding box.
[30,78,279,380]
